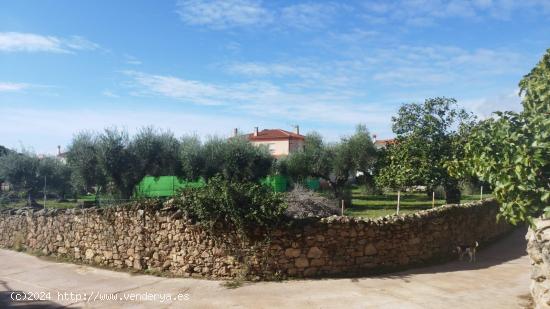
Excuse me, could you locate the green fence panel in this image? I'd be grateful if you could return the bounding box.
[305,177,320,191]
[135,176,205,198]
[261,175,288,193]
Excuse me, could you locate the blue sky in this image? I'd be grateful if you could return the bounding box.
[1,0,549,154]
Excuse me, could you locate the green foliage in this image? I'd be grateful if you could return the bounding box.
[68,127,185,198]
[174,176,287,234]
[0,145,9,183]
[37,157,72,198]
[284,127,377,198]
[0,151,71,199]
[200,137,228,179]
[180,135,205,180]
[456,49,550,224]
[375,137,424,189]
[96,128,135,198]
[64,127,274,199]
[0,145,12,157]
[346,124,378,189]
[329,141,354,197]
[284,132,326,181]
[66,132,105,194]
[180,136,273,182]
[0,151,40,195]
[129,126,182,178]
[221,137,273,182]
[376,97,475,203]
[285,132,342,196]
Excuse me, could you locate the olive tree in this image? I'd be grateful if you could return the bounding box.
[285,132,353,198]
[180,135,205,180]
[66,132,105,194]
[345,124,377,191]
[0,151,70,200]
[96,128,135,198]
[128,127,181,178]
[179,136,273,182]
[221,137,273,182]
[0,151,40,197]
[37,156,72,198]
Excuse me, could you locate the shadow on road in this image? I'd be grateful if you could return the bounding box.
[376,225,528,280]
[0,280,71,309]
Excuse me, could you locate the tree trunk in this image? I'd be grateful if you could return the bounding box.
[445,186,461,204]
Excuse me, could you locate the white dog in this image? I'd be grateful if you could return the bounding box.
[456,241,479,262]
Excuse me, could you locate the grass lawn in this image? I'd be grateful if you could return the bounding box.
[0,200,80,209]
[346,187,490,218]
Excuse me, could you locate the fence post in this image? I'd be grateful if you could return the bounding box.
[43,176,47,208]
[480,186,483,201]
[397,190,401,215]
[432,191,435,208]
[341,199,345,216]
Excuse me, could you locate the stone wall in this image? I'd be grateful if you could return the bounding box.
[527,219,550,308]
[0,199,510,280]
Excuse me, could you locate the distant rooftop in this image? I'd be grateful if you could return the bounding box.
[247,129,305,141]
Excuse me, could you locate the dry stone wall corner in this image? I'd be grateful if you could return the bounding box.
[0,199,511,280]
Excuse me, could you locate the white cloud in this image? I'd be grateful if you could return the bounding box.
[176,0,344,30]
[373,67,452,86]
[225,62,323,80]
[227,43,524,92]
[63,36,101,51]
[124,71,231,105]
[0,82,30,92]
[460,89,523,119]
[361,0,550,25]
[124,54,142,65]
[123,70,395,127]
[101,90,120,98]
[176,0,272,29]
[360,45,523,87]
[0,32,100,53]
[329,28,378,43]
[279,3,341,30]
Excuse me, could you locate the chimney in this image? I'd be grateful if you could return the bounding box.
[294,125,300,135]
[57,145,61,155]
[254,127,259,137]
[372,134,377,142]
[233,128,238,137]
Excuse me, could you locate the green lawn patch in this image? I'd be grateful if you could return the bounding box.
[346,187,490,218]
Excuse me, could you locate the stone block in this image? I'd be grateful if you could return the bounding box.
[307,247,323,259]
[295,257,309,268]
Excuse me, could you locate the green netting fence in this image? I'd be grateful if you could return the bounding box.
[304,177,320,191]
[261,175,288,193]
[136,175,320,197]
[134,176,205,198]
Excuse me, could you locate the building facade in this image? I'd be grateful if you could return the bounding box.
[237,126,305,158]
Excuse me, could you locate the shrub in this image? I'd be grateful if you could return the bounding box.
[174,176,287,234]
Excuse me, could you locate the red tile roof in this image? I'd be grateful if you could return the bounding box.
[374,139,396,147]
[246,129,305,141]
